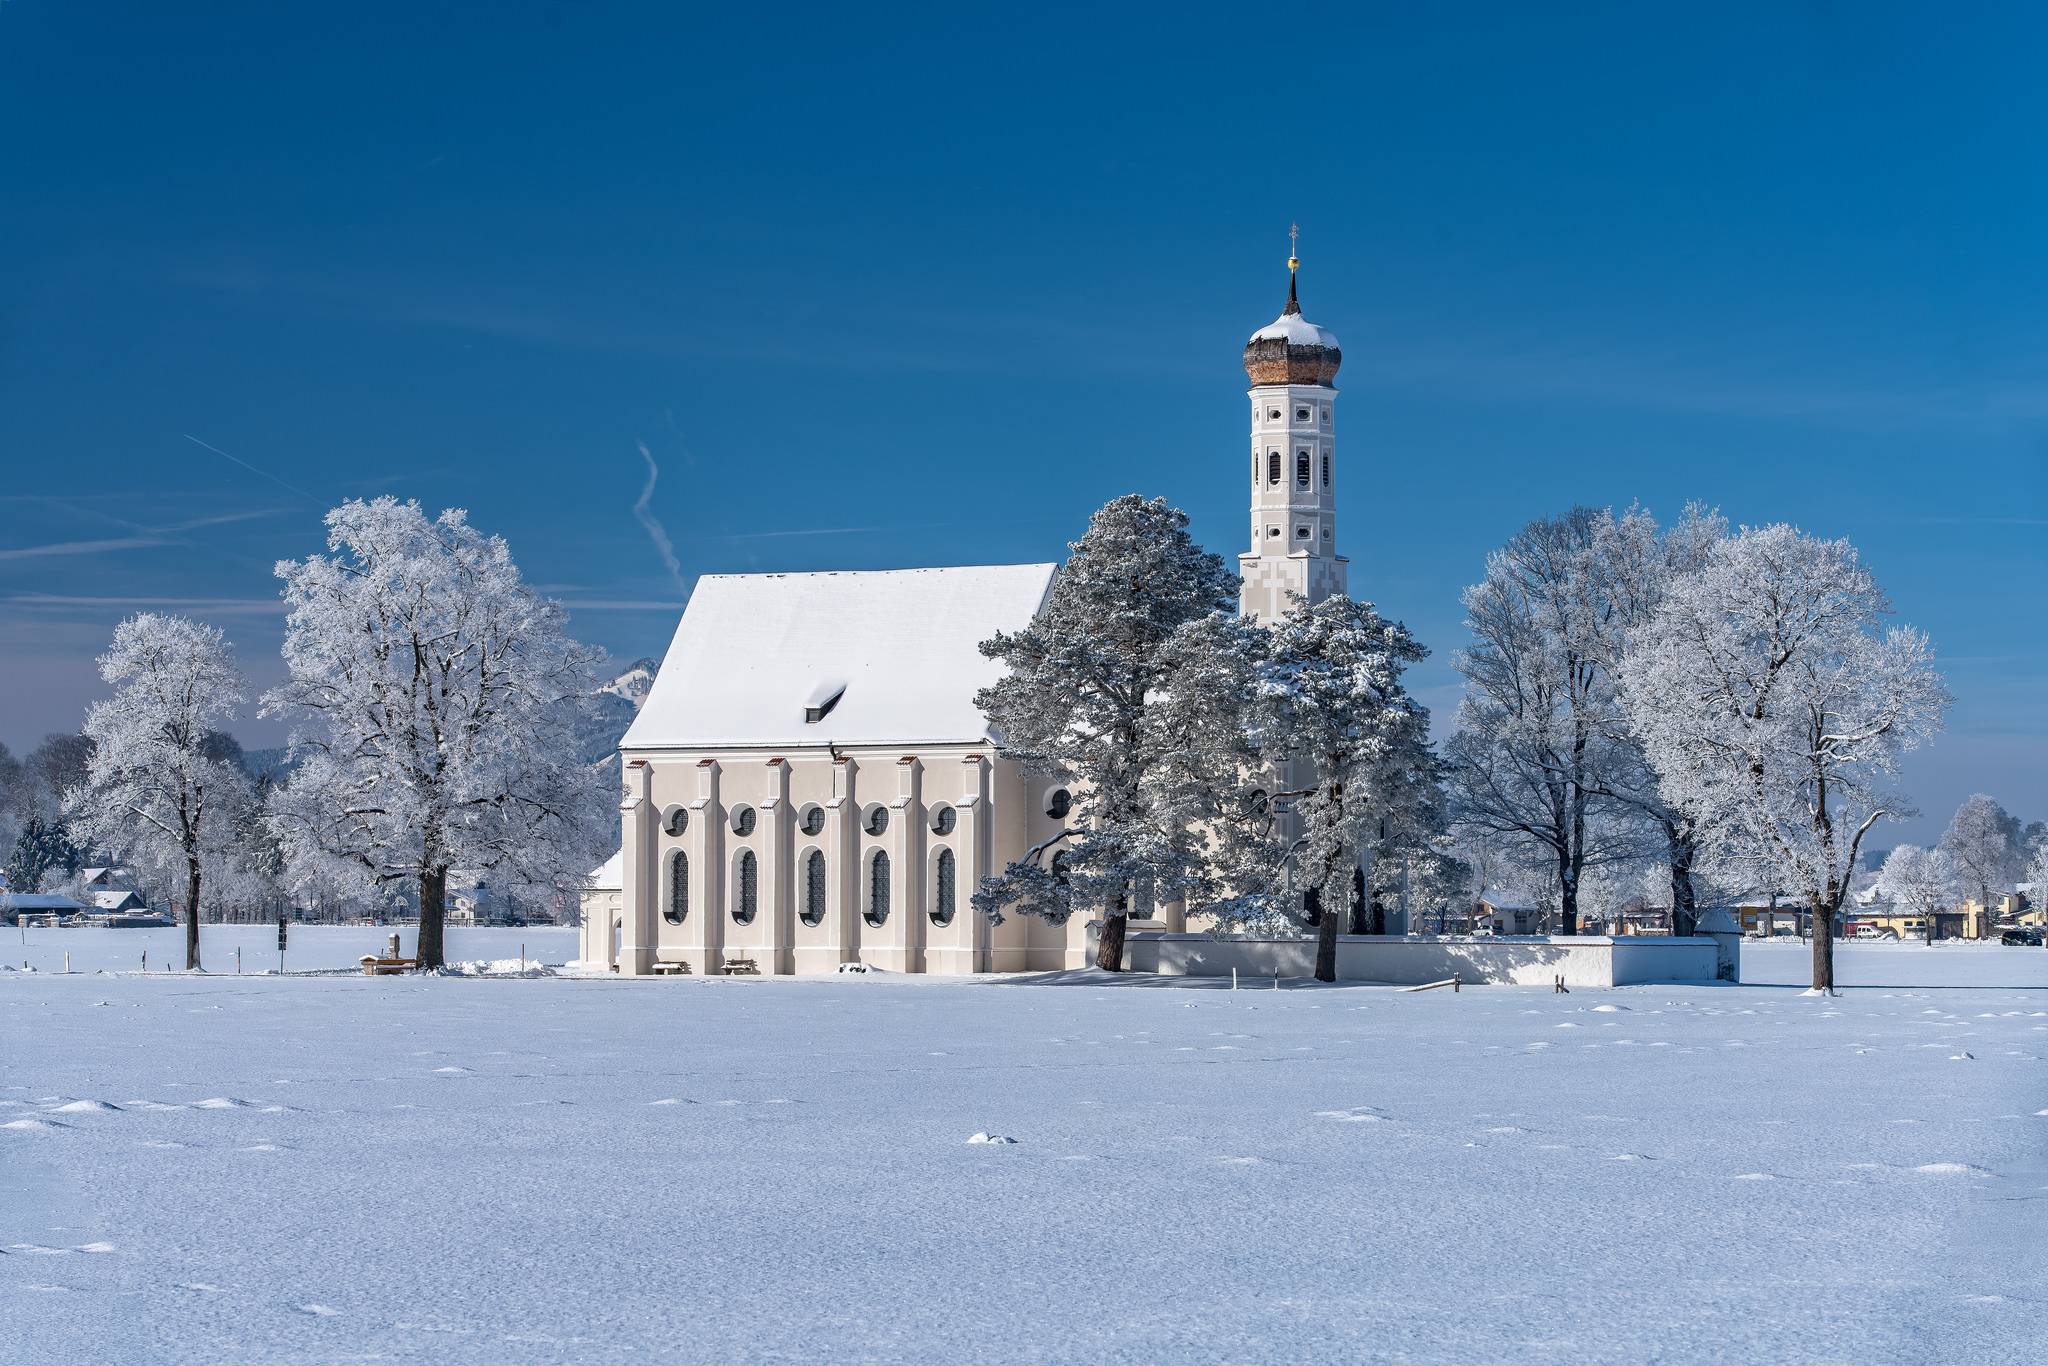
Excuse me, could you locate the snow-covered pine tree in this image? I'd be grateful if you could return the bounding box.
[264,498,615,970]
[1250,595,1434,982]
[972,495,1240,971]
[1873,844,1960,945]
[5,816,83,896]
[1617,525,1949,992]
[1142,609,1291,930]
[68,614,251,970]
[1937,794,2025,925]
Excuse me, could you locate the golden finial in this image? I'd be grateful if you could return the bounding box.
[1288,222,1300,274]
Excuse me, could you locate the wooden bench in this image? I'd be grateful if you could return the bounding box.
[359,956,418,976]
[721,958,760,976]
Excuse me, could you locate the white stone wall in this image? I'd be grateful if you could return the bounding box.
[1116,931,1725,987]
[613,744,1089,975]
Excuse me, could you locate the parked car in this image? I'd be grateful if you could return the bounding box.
[1850,925,1884,940]
[2000,927,2043,947]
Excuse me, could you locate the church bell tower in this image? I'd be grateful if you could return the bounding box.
[1239,228,1346,622]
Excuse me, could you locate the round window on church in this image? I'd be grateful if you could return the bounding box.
[865,806,889,837]
[663,807,689,837]
[1045,788,1072,821]
[799,805,825,837]
[729,805,756,837]
[930,804,957,836]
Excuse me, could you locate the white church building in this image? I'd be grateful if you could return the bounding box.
[583,248,1348,975]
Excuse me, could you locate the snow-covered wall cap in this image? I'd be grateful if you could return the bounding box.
[623,563,1059,749]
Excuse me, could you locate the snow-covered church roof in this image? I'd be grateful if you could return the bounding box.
[622,563,1058,750]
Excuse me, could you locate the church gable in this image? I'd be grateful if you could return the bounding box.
[622,562,1057,750]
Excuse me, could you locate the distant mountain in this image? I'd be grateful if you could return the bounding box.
[600,656,658,711]
[577,656,660,767]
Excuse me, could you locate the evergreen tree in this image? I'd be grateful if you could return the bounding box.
[1248,596,1435,981]
[6,815,83,895]
[972,495,1238,970]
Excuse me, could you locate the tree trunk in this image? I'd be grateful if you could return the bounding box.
[418,865,448,971]
[1558,859,1580,936]
[1315,892,1340,983]
[1925,906,1936,947]
[1094,910,1127,972]
[1810,896,1834,992]
[184,856,202,972]
[1666,825,1698,938]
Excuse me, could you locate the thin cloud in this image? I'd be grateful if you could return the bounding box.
[2,593,285,616]
[157,508,287,533]
[0,536,169,562]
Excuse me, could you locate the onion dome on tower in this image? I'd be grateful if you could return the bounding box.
[1243,228,1341,387]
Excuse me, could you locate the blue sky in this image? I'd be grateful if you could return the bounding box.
[3,2,2043,842]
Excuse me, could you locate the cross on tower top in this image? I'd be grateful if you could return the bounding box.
[1287,222,1300,274]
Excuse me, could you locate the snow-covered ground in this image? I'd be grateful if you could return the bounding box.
[2,924,577,975]
[1743,938,2048,988]
[5,962,2046,1362]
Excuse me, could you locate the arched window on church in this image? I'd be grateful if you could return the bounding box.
[866,851,891,928]
[1267,451,1281,485]
[665,850,688,924]
[1296,451,1311,489]
[801,849,827,926]
[732,850,758,925]
[931,848,956,926]
[1322,453,1331,489]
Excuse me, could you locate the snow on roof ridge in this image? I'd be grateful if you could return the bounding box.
[696,561,1056,583]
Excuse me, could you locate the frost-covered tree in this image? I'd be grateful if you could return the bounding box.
[264,498,615,970]
[1873,844,1960,945]
[1584,504,1727,934]
[2025,835,2048,938]
[1249,596,1434,982]
[1937,794,2025,919]
[972,495,1240,971]
[1445,509,1639,935]
[67,614,251,970]
[1618,525,1949,992]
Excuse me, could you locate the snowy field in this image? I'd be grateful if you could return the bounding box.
[1742,939,2048,988]
[6,951,2047,1363]
[2,923,577,976]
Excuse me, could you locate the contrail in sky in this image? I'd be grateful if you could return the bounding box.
[633,440,686,591]
[182,433,321,502]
